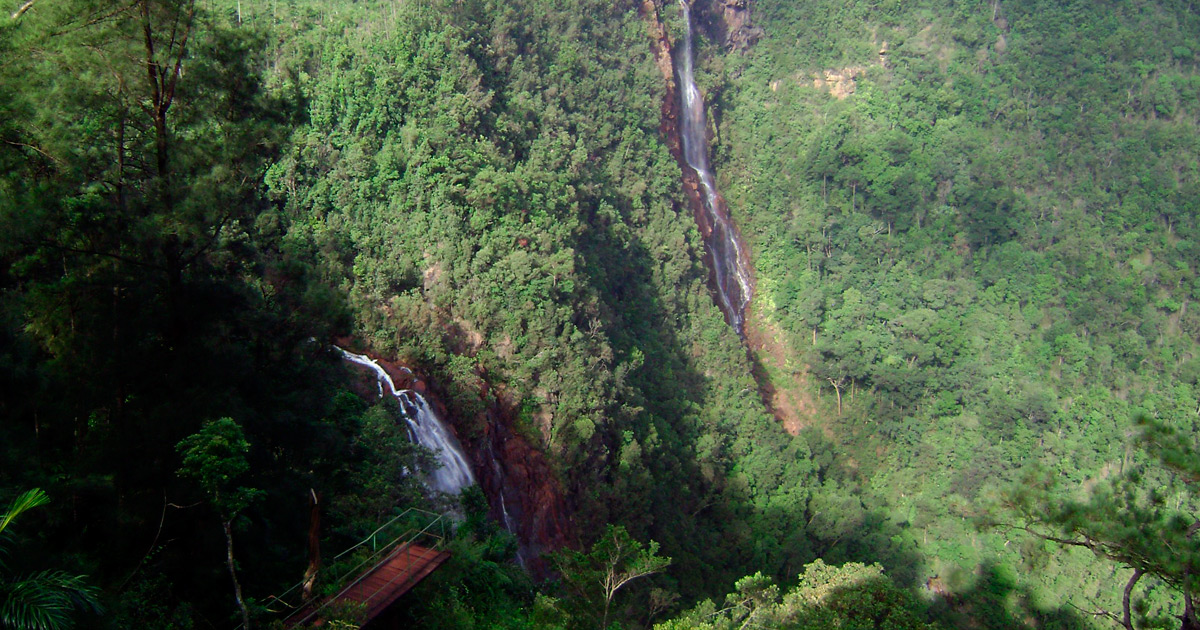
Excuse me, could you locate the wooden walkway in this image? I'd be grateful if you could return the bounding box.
[284,543,450,627]
[335,543,449,622]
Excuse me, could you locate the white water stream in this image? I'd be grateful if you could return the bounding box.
[677,0,753,335]
[335,347,476,495]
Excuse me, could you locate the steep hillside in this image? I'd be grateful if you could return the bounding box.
[715,0,1200,618]
[2,0,1198,627]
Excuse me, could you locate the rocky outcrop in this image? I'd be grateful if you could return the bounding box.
[475,411,574,578]
[643,0,676,85]
[712,0,762,51]
[685,0,761,51]
[812,66,866,100]
[465,379,574,578]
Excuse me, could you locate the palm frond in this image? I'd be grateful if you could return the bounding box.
[0,490,102,630]
[0,489,50,536]
[0,570,102,630]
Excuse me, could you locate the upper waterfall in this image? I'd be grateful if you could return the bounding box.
[676,0,753,336]
[335,347,476,495]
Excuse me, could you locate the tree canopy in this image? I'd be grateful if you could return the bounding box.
[1,0,1199,627]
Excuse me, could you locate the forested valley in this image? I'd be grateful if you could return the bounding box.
[1,0,1199,628]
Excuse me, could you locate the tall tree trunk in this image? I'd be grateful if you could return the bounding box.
[1122,569,1142,630]
[116,114,126,212]
[223,519,250,629]
[1184,589,1200,630]
[828,378,843,415]
[140,0,196,343]
[302,490,321,601]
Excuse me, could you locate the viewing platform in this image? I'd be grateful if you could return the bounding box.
[263,509,449,628]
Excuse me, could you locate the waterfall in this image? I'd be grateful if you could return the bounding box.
[677,0,753,335]
[335,347,476,495]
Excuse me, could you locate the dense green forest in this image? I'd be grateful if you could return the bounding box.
[714,0,1200,623]
[1,0,1198,628]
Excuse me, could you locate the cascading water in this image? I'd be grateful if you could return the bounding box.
[676,0,753,336]
[335,347,476,495]
[487,441,528,567]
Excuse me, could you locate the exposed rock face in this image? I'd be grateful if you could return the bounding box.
[714,0,762,50]
[813,67,866,100]
[769,40,889,100]
[474,410,574,578]
[643,0,676,84]
[687,0,760,51]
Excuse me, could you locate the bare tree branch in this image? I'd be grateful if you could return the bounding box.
[47,0,140,38]
[24,239,162,271]
[4,139,63,164]
[11,0,36,20]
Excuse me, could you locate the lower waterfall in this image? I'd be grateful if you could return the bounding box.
[335,347,476,495]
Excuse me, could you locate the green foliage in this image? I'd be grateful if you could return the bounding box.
[0,0,432,624]
[175,417,261,627]
[108,573,196,630]
[717,0,1200,617]
[0,571,102,630]
[176,418,261,518]
[1003,415,1200,628]
[549,525,671,629]
[3,0,1196,626]
[0,490,101,630]
[657,560,933,630]
[0,491,49,538]
[268,0,832,603]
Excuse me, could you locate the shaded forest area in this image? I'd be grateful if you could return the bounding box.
[0,0,1198,628]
